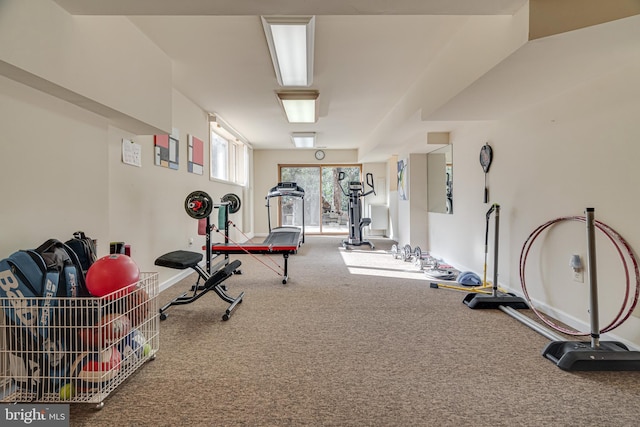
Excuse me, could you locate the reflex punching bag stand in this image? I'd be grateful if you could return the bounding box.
[462,203,528,309]
[338,171,376,249]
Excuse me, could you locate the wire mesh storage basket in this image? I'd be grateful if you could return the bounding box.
[0,272,159,407]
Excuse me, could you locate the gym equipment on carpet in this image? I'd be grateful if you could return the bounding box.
[203,183,304,285]
[155,191,245,321]
[457,271,482,286]
[428,204,518,298]
[424,266,458,281]
[265,182,305,245]
[155,251,242,321]
[338,171,376,249]
[390,243,419,262]
[462,203,528,309]
[413,246,439,269]
[206,228,300,285]
[411,247,456,272]
[429,275,492,294]
[518,208,640,371]
[390,244,403,259]
[389,244,460,280]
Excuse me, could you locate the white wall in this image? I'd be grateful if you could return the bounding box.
[362,162,387,237]
[427,59,640,347]
[0,76,247,286]
[0,0,172,134]
[393,153,428,249]
[387,156,399,240]
[105,89,248,285]
[427,151,448,213]
[409,153,428,249]
[0,75,110,253]
[359,5,529,160]
[0,1,249,287]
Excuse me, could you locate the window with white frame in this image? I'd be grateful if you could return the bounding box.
[210,121,250,186]
[230,141,249,185]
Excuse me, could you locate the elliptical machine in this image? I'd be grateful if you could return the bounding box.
[338,171,376,249]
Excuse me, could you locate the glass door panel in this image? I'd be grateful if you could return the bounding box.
[321,166,361,233]
[280,167,320,232]
[280,164,361,234]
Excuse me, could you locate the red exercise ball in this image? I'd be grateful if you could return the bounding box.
[86,254,140,298]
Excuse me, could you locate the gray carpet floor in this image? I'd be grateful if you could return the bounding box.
[70,236,640,426]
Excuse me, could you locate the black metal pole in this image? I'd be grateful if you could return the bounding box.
[585,207,600,349]
[492,204,500,297]
[266,196,272,233]
[206,214,211,274]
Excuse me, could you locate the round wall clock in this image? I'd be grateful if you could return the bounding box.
[315,150,325,160]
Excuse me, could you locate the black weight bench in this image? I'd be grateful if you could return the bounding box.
[155,250,244,321]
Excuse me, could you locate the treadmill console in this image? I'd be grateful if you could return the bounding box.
[267,182,305,198]
[276,182,297,190]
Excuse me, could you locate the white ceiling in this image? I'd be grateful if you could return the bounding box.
[51,1,639,162]
[50,1,529,16]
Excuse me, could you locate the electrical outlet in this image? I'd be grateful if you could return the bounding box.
[573,270,584,283]
[188,237,194,246]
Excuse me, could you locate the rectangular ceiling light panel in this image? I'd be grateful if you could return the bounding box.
[282,99,316,123]
[292,132,316,148]
[262,16,315,87]
[277,90,319,123]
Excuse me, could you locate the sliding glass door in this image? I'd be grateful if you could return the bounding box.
[280,165,361,234]
[279,166,320,231]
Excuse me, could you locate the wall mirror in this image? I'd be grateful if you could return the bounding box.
[427,145,453,214]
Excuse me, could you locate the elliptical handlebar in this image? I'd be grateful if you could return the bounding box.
[337,171,349,196]
[363,172,376,197]
[337,171,375,197]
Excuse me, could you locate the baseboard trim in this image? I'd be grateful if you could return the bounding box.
[159,268,195,293]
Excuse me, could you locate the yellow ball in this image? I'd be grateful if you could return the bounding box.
[59,383,76,400]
